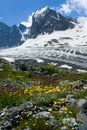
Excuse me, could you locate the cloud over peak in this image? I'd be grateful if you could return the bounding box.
[59,0,87,15]
[21,15,32,27]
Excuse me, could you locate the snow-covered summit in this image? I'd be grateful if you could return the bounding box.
[34,6,49,17]
[30,7,75,38]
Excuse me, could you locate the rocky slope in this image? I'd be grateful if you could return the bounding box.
[0,62,87,130]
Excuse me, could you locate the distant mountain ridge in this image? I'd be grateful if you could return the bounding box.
[0,22,28,48]
[0,7,75,48]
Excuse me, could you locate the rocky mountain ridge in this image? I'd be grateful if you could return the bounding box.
[30,6,75,38]
[0,7,75,48]
[0,22,27,48]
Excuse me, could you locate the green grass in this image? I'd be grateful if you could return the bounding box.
[16,117,52,130]
[75,90,87,99]
[0,64,32,82]
[0,64,87,108]
[40,65,62,75]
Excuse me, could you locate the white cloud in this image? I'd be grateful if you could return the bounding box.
[77,17,87,28]
[21,15,32,27]
[60,2,71,14]
[59,0,87,15]
[58,0,87,28]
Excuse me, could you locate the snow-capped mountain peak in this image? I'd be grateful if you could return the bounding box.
[30,7,75,38]
[0,7,76,48]
[33,6,49,19]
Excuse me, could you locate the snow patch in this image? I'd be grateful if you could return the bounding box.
[49,62,58,66]
[61,64,72,69]
[21,28,29,41]
[36,59,44,63]
[77,69,87,73]
[2,57,15,62]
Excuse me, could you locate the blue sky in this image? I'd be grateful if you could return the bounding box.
[0,0,87,26]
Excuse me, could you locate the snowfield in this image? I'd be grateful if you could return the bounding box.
[0,24,87,69]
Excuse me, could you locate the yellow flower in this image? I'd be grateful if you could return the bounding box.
[55,86,60,92]
[45,89,53,94]
[65,99,69,102]
[48,108,53,112]
[63,107,68,111]
[24,88,29,94]
[13,91,18,96]
[53,101,58,106]
[56,89,60,92]
[57,101,60,104]
[29,90,33,96]
[30,93,33,96]
[9,92,12,96]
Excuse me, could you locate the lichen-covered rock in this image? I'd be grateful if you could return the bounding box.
[35,111,51,118]
[4,121,12,130]
[78,124,87,130]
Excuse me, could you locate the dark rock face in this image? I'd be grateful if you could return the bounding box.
[82,102,87,115]
[9,25,22,47]
[0,22,10,48]
[30,7,75,38]
[18,24,27,32]
[0,22,27,48]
